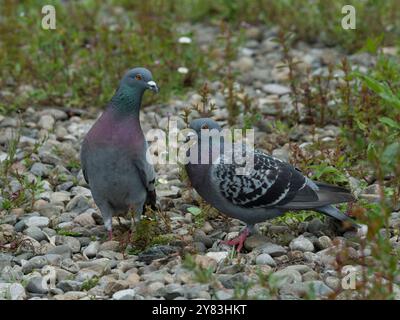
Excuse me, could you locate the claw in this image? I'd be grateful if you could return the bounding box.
[221,227,250,252]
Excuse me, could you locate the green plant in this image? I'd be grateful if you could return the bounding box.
[81,277,100,291]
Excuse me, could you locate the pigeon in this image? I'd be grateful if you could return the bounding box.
[80,67,159,240]
[185,118,358,251]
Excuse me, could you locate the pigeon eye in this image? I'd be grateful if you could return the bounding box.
[201,124,209,129]
[135,74,142,81]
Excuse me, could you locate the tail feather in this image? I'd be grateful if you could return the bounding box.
[315,204,360,228]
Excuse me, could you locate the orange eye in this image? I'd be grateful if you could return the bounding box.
[135,74,142,81]
[201,124,209,129]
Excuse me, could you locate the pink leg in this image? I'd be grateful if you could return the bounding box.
[108,230,113,241]
[221,227,251,252]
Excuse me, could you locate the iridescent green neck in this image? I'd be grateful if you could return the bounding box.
[110,84,143,117]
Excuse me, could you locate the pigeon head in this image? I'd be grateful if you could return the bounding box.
[187,118,223,165]
[189,118,221,135]
[110,67,158,115]
[121,67,159,93]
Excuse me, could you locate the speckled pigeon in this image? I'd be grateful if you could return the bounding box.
[185,118,358,251]
[80,67,158,239]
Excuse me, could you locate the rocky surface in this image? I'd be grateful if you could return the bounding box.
[0,24,399,300]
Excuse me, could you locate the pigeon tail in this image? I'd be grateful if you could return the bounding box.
[315,205,360,228]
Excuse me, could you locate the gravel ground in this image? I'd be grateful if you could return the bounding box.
[1,24,399,300]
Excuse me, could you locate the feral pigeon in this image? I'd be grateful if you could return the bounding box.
[185,118,357,251]
[80,67,159,239]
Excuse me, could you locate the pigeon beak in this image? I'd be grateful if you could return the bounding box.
[147,81,159,93]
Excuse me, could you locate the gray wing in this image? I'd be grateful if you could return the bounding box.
[211,150,353,209]
[133,143,156,208]
[80,139,90,184]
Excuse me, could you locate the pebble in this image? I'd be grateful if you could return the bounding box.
[24,216,50,229]
[23,226,47,242]
[26,276,48,294]
[270,268,302,290]
[0,283,26,300]
[262,83,291,95]
[112,289,136,300]
[73,212,96,227]
[38,115,55,130]
[289,235,315,252]
[244,234,270,251]
[258,242,287,257]
[255,253,276,267]
[22,256,48,274]
[205,251,229,264]
[83,241,100,259]
[57,280,82,292]
[47,245,72,258]
[317,236,333,250]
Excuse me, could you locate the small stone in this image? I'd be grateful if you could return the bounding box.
[147,281,164,294]
[24,216,50,229]
[258,242,287,257]
[63,236,81,253]
[325,276,340,290]
[38,115,55,130]
[100,241,120,252]
[280,280,333,298]
[270,268,302,290]
[66,195,90,214]
[193,230,213,248]
[244,234,270,251]
[57,280,82,292]
[317,236,333,250]
[307,218,325,234]
[0,283,26,300]
[234,56,254,72]
[255,253,276,267]
[75,269,100,282]
[126,273,140,286]
[215,289,234,300]
[193,255,217,272]
[47,245,72,258]
[302,270,320,281]
[272,147,290,162]
[205,251,229,264]
[112,289,136,300]
[26,276,48,294]
[50,191,71,204]
[23,226,47,242]
[104,280,129,296]
[83,241,100,258]
[138,245,178,264]
[289,236,315,252]
[22,256,48,274]
[74,211,96,227]
[262,83,291,95]
[30,163,51,177]
[201,221,214,234]
[162,283,185,300]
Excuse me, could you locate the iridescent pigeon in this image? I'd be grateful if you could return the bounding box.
[80,67,158,239]
[185,118,358,252]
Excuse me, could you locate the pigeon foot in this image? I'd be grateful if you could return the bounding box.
[108,230,113,241]
[221,227,251,252]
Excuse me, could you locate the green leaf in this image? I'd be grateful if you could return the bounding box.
[354,72,400,109]
[187,206,202,216]
[382,142,400,166]
[379,117,400,130]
